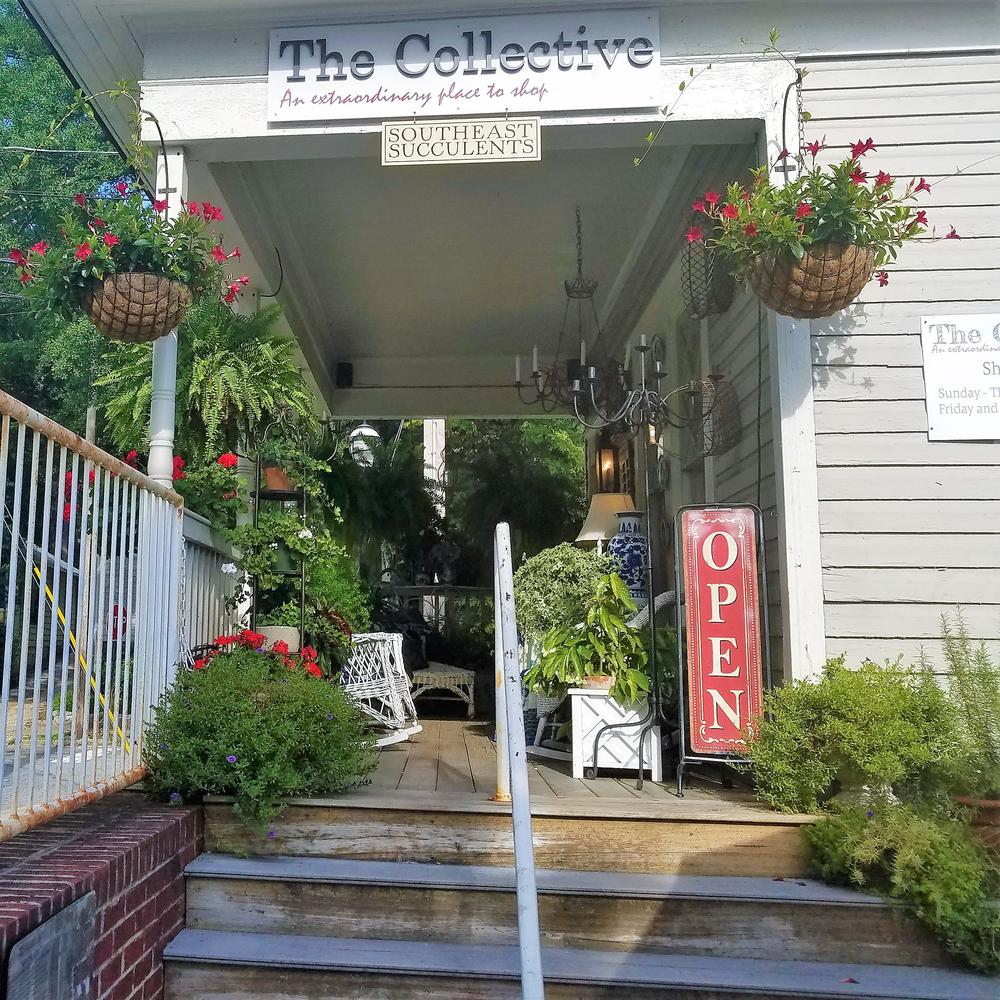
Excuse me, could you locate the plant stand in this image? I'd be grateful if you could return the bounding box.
[569,688,662,782]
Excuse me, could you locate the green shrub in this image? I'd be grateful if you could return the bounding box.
[144,635,376,831]
[807,804,1000,973]
[513,543,611,642]
[744,656,960,813]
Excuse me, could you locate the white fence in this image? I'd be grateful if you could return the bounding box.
[181,510,239,653]
[0,389,191,839]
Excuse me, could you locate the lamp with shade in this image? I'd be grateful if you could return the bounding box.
[575,492,635,552]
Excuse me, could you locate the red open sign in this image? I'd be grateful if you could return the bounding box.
[680,507,764,755]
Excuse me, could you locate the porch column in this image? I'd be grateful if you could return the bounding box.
[423,418,446,518]
[147,147,188,488]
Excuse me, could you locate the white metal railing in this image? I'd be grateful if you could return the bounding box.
[493,522,544,999]
[181,510,239,653]
[0,389,182,840]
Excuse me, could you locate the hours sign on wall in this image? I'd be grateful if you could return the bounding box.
[921,313,1000,441]
[679,506,764,756]
[268,10,660,122]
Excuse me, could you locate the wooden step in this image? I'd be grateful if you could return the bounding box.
[184,854,953,969]
[163,930,996,1000]
[204,789,813,877]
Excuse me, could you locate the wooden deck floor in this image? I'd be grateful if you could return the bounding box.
[368,718,771,815]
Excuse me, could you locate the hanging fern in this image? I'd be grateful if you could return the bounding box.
[96,300,318,458]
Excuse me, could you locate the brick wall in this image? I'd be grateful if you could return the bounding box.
[0,792,201,1000]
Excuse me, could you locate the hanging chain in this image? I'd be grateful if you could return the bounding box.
[575,204,584,277]
[796,71,807,158]
[176,533,191,664]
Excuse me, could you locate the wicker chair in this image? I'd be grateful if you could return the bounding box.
[340,632,422,747]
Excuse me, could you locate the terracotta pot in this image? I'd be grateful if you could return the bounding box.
[257,625,300,653]
[262,463,295,492]
[78,272,192,343]
[584,674,614,690]
[746,241,876,319]
[955,796,1000,851]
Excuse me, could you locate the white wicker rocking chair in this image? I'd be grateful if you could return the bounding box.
[340,632,422,747]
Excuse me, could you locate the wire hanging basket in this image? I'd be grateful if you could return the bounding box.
[681,215,735,320]
[78,272,192,343]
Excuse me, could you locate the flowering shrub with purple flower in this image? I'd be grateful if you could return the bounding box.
[143,637,375,831]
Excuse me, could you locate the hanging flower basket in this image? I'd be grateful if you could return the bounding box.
[682,216,735,320]
[745,242,876,320]
[78,272,192,344]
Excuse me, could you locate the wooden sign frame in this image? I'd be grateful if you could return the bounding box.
[673,504,771,795]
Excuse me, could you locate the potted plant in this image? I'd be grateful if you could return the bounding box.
[524,573,649,705]
[687,140,959,319]
[258,437,329,497]
[15,189,248,342]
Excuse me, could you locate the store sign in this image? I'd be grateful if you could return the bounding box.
[268,9,659,123]
[680,507,764,756]
[382,117,540,165]
[920,314,1000,441]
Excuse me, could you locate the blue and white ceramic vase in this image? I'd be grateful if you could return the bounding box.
[606,511,647,603]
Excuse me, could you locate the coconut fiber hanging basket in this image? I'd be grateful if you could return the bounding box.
[78,272,192,344]
[746,241,875,320]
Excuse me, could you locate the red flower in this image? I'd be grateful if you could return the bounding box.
[124,449,139,467]
[63,502,72,522]
[945,226,961,239]
[215,634,239,646]
[685,225,703,244]
[849,167,868,185]
[115,181,128,195]
[153,199,169,213]
[876,270,889,287]
[743,223,759,237]
[774,147,790,161]
[90,217,106,229]
[874,171,893,187]
[102,233,120,248]
[202,202,224,222]
[914,177,931,194]
[721,203,740,220]
[73,193,87,207]
[850,137,877,158]
[913,210,928,227]
[185,201,200,216]
[240,629,267,649]
[804,139,825,160]
[691,199,706,213]
[217,452,239,469]
[172,455,186,481]
[89,468,96,485]
[74,243,92,261]
[8,248,26,265]
[18,271,32,286]
[305,662,322,678]
[193,658,208,670]
[211,244,228,264]
[238,275,250,287]
[229,246,241,260]
[30,241,48,256]
[704,190,720,206]
[271,640,290,654]
[301,645,318,662]
[795,201,813,220]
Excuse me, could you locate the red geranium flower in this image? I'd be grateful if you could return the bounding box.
[301,645,318,662]
[102,233,120,248]
[305,662,323,678]
[685,225,703,244]
[193,658,208,670]
[63,502,72,523]
[795,201,813,220]
[30,241,48,256]
[914,177,931,194]
[217,452,238,469]
[721,203,740,220]
[743,223,759,237]
[74,243,92,261]
[704,190,720,206]
[876,270,889,287]
[215,634,239,646]
[271,640,290,655]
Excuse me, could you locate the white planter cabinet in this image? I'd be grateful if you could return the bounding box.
[569,688,662,782]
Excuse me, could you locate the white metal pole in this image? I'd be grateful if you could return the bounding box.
[492,534,510,803]
[147,332,178,488]
[495,522,544,999]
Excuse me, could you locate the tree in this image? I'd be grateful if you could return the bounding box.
[96,301,318,460]
[0,2,126,433]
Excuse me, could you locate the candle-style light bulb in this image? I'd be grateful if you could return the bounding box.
[515,354,521,384]
[580,338,587,366]
[532,345,539,374]
[639,334,647,349]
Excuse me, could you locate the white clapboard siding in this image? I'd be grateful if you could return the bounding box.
[828,638,1000,666]
[817,432,997,466]
[813,366,926,401]
[822,533,1000,569]
[819,499,1000,533]
[802,51,1000,658]
[818,466,1000,500]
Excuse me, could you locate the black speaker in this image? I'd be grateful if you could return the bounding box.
[335,362,353,388]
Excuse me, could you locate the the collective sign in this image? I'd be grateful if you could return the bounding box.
[679,507,764,756]
[920,313,1000,441]
[268,9,660,122]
